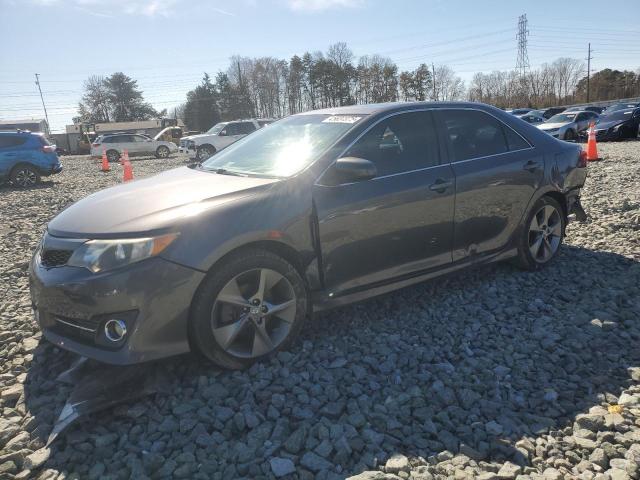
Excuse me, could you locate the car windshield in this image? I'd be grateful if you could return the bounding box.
[603,104,637,113]
[207,123,227,134]
[599,109,636,121]
[201,114,362,177]
[547,113,577,123]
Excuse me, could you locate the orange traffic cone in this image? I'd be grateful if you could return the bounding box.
[101,150,110,172]
[122,149,129,164]
[123,159,134,182]
[585,122,601,162]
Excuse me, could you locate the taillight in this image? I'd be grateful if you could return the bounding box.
[42,145,56,153]
[578,149,588,168]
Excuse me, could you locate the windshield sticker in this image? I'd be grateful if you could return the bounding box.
[323,115,362,124]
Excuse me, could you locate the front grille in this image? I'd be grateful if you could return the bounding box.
[180,140,186,148]
[41,249,72,267]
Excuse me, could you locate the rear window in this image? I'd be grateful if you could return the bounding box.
[439,110,509,162]
[0,136,28,148]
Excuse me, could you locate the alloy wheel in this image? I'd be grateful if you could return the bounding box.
[15,168,37,187]
[211,268,296,358]
[528,204,562,263]
[158,146,169,158]
[197,147,213,161]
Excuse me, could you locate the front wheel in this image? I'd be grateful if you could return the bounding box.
[106,149,120,163]
[515,196,565,270]
[10,164,41,188]
[564,129,577,141]
[190,249,308,369]
[155,146,170,158]
[196,145,215,161]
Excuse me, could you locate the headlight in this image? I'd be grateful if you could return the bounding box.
[545,128,559,133]
[67,233,178,273]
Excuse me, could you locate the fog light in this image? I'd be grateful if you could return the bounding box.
[104,319,127,342]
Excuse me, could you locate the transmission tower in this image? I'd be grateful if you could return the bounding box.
[515,14,530,77]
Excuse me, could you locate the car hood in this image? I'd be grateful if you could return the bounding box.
[538,122,569,130]
[181,133,213,141]
[595,119,627,129]
[47,167,278,237]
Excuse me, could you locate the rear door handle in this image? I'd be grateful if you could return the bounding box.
[524,160,541,172]
[429,179,453,192]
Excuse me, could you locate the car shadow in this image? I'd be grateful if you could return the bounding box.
[20,244,639,477]
[0,180,56,191]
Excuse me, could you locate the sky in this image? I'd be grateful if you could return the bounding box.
[1,0,638,131]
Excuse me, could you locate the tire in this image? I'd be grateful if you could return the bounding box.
[190,249,308,369]
[564,129,576,141]
[514,195,565,271]
[106,150,120,163]
[155,146,170,159]
[196,145,215,161]
[10,164,41,188]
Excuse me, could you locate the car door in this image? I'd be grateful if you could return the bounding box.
[0,136,21,177]
[218,123,242,149]
[313,110,455,294]
[434,108,543,261]
[128,135,150,155]
[575,112,591,132]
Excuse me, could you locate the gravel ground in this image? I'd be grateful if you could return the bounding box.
[0,143,639,480]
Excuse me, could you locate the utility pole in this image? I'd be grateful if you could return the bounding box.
[432,63,437,101]
[34,73,50,134]
[586,43,593,103]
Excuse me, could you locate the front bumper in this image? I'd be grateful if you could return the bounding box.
[594,128,623,142]
[29,252,205,365]
[39,163,63,176]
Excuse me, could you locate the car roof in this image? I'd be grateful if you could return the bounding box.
[293,101,495,117]
[0,130,40,136]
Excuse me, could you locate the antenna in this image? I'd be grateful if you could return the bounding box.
[515,14,530,77]
[34,73,50,134]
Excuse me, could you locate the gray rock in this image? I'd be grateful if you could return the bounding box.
[23,448,50,471]
[385,453,409,473]
[300,451,333,472]
[270,457,296,478]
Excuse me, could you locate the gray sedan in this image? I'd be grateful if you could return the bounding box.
[537,110,599,140]
[30,102,588,368]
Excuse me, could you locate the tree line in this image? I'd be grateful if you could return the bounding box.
[76,42,640,131]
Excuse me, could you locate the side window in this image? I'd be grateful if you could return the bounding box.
[240,122,257,134]
[0,136,27,148]
[224,123,240,136]
[439,110,508,162]
[503,126,531,151]
[345,111,439,177]
[133,135,148,142]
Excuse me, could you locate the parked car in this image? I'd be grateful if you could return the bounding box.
[517,112,545,124]
[90,133,178,162]
[538,110,599,141]
[541,107,566,119]
[594,106,640,141]
[30,102,588,367]
[179,119,273,161]
[0,130,62,187]
[507,108,533,115]
[601,102,640,115]
[564,105,605,114]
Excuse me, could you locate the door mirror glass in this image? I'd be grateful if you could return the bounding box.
[219,130,227,136]
[326,157,377,185]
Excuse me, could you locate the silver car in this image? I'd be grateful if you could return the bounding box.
[91,133,178,162]
[537,111,599,141]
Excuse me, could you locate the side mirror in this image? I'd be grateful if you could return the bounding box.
[326,157,377,185]
[219,130,227,136]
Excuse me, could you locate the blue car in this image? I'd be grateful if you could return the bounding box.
[0,130,62,187]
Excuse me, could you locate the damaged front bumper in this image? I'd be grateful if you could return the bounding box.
[29,254,205,365]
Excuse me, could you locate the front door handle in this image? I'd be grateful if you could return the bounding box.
[429,179,453,192]
[524,160,541,172]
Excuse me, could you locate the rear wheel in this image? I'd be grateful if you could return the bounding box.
[196,145,215,161]
[155,145,170,158]
[515,196,565,270]
[106,150,120,163]
[10,164,40,188]
[190,249,308,369]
